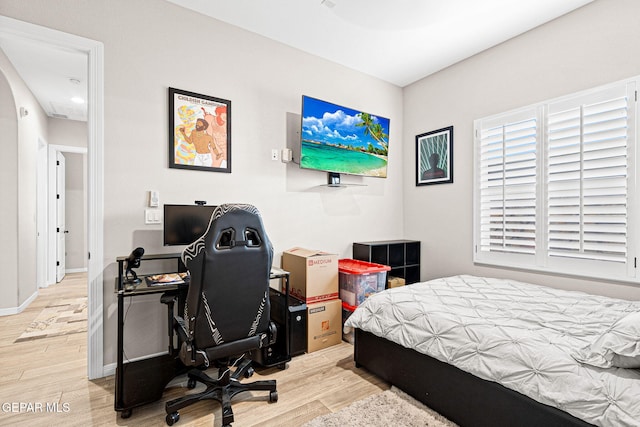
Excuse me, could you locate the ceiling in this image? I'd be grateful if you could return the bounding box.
[0,34,87,122]
[0,0,592,122]
[166,0,593,87]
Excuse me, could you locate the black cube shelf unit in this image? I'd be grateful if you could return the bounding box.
[352,240,421,285]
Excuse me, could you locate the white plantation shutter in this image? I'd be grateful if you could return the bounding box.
[547,90,629,263]
[479,115,537,256]
[474,78,638,282]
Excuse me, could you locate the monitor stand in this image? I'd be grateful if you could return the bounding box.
[323,172,367,187]
[327,172,341,187]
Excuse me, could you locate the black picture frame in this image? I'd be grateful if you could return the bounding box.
[416,126,453,186]
[168,87,231,173]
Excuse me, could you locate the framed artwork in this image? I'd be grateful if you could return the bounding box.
[416,126,453,186]
[169,87,231,173]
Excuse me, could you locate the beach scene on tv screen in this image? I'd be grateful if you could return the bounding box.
[301,96,390,177]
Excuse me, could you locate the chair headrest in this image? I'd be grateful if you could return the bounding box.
[182,203,269,264]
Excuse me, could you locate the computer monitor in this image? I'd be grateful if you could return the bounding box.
[163,204,216,246]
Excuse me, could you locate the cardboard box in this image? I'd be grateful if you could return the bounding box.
[388,276,406,288]
[282,247,339,303]
[307,299,342,352]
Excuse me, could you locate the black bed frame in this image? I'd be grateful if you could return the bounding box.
[354,329,595,427]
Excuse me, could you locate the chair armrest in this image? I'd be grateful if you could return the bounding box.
[173,315,190,344]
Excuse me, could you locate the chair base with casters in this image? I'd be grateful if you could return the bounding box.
[165,357,277,426]
[164,321,279,426]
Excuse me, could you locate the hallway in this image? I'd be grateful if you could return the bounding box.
[0,273,113,426]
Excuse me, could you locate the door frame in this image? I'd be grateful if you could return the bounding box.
[0,16,105,380]
[48,145,87,285]
[55,150,66,283]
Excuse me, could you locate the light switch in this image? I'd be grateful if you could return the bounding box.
[145,209,162,224]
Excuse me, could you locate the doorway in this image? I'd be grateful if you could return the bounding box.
[0,16,105,380]
[47,145,88,285]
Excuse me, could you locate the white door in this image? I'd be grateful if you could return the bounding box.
[36,140,48,288]
[56,151,66,282]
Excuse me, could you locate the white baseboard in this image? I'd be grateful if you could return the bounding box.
[103,363,116,377]
[0,291,39,316]
[66,268,88,274]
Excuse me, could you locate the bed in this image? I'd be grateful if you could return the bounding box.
[344,275,640,427]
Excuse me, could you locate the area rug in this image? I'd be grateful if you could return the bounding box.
[303,386,459,427]
[15,297,87,342]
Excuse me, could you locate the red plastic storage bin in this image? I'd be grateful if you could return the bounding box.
[338,259,390,307]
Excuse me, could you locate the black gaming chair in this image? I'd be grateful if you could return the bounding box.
[165,204,278,426]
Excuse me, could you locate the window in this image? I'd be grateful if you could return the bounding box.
[474,79,638,283]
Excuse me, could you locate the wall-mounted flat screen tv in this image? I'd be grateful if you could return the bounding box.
[163,204,216,246]
[300,95,390,178]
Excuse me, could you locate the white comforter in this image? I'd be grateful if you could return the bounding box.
[344,275,640,427]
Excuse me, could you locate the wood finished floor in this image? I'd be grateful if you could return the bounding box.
[0,273,389,426]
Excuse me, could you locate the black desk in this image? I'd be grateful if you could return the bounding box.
[114,253,291,419]
[114,253,187,419]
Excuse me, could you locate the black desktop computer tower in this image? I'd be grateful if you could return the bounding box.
[252,289,307,367]
[283,298,307,356]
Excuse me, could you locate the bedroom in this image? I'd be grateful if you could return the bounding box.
[0,0,639,426]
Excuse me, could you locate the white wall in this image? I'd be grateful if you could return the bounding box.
[0,0,404,364]
[48,117,87,148]
[0,52,18,311]
[404,0,640,300]
[7,0,637,371]
[0,46,48,312]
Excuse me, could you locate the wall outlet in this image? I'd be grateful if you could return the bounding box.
[271,149,279,161]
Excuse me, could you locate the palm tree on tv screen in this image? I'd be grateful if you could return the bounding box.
[356,112,388,153]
